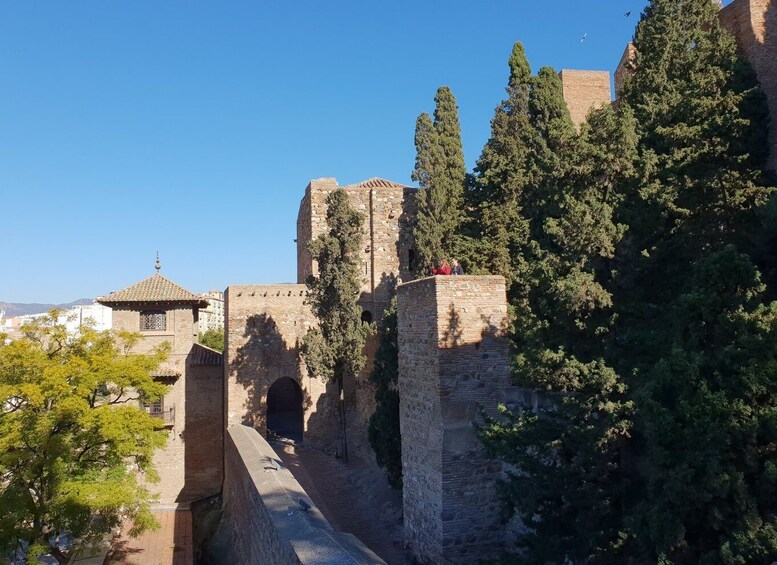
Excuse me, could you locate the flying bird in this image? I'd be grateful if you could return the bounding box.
[580,33,588,43]
[625,10,632,17]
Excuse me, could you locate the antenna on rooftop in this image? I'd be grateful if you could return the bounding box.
[155,252,161,272]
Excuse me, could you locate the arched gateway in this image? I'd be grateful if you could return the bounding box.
[266,377,304,442]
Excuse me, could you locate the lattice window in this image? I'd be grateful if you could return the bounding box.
[140,310,166,331]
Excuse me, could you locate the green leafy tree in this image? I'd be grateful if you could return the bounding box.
[199,327,224,352]
[367,299,401,489]
[302,189,372,463]
[480,103,640,563]
[633,247,777,563]
[0,313,169,564]
[412,86,466,275]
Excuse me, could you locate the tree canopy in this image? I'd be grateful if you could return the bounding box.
[0,313,169,564]
[411,86,467,275]
[199,327,224,352]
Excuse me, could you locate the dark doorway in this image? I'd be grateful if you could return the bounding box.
[266,377,304,443]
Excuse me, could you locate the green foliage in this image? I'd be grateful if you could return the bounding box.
[610,0,777,561]
[198,327,224,352]
[0,313,169,563]
[302,189,372,461]
[367,299,401,489]
[480,99,640,562]
[411,86,466,275]
[634,247,777,563]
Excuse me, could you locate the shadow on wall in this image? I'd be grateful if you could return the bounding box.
[231,313,313,437]
[394,187,418,282]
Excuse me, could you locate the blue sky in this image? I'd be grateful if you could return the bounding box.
[1,0,655,303]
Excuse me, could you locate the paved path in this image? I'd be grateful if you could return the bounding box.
[107,509,193,565]
[275,443,412,565]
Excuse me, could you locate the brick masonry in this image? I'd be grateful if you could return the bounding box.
[397,276,511,564]
[719,0,777,172]
[109,304,223,506]
[559,69,612,129]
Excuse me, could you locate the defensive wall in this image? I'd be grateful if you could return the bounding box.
[297,177,418,318]
[398,275,512,563]
[559,69,613,129]
[223,283,376,458]
[720,0,777,172]
[216,424,385,564]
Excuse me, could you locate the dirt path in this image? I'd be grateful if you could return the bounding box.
[275,442,412,565]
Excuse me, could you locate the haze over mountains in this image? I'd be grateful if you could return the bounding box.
[0,298,94,317]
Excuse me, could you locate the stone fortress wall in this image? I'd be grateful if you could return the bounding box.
[217,425,385,564]
[220,2,776,559]
[226,177,418,461]
[398,276,512,563]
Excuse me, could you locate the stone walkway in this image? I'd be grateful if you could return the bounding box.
[107,509,193,565]
[275,442,412,565]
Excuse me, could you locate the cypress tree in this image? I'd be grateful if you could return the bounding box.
[367,299,402,489]
[614,0,777,560]
[480,103,639,563]
[468,42,537,284]
[301,189,372,463]
[411,87,466,275]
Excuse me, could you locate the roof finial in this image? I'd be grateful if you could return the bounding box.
[155,252,161,272]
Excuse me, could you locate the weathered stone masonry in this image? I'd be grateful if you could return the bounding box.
[218,425,385,564]
[398,276,511,564]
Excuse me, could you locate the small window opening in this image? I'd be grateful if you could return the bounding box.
[140,310,166,331]
[361,310,373,324]
[408,249,416,272]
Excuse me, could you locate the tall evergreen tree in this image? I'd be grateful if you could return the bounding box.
[301,189,372,463]
[613,0,776,560]
[367,299,402,489]
[411,87,466,275]
[467,42,538,284]
[480,102,640,563]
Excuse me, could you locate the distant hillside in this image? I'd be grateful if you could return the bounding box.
[0,298,94,317]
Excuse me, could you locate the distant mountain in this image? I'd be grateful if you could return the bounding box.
[0,298,94,317]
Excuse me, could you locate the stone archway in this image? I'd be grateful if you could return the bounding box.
[266,377,304,443]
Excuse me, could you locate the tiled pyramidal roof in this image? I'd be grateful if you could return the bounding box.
[97,273,209,306]
[342,177,410,189]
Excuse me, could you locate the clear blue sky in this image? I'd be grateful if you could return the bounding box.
[1,0,655,303]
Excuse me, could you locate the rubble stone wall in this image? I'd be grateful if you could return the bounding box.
[398,276,511,564]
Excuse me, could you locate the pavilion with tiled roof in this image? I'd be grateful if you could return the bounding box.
[97,272,209,308]
[95,258,224,506]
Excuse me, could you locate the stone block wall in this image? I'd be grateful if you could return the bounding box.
[720,0,777,172]
[559,69,612,129]
[219,425,385,564]
[295,177,417,315]
[224,283,378,458]
[224,284,326,438]
[398,276,511,564]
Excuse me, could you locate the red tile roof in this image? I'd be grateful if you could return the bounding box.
[97,274,208,307]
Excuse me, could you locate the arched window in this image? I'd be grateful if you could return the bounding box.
[361,310,373,324]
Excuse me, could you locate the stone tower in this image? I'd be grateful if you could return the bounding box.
[98,270,223,505]
[397,275,511,563]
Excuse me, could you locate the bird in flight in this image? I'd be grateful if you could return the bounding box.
[580,33,588,43]
[625,10,632,17]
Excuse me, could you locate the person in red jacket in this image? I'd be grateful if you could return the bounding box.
[432,260,452,275]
